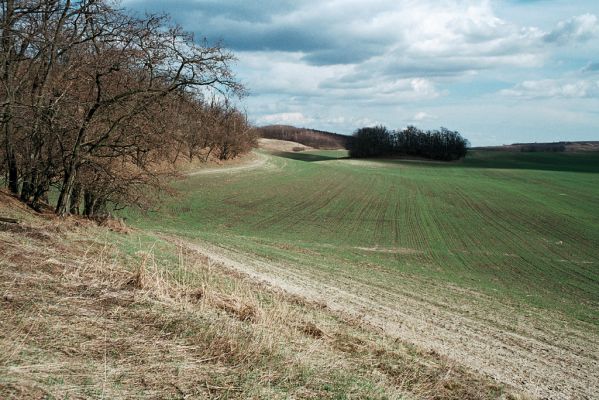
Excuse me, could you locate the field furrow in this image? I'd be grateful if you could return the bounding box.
[125,149,599,399]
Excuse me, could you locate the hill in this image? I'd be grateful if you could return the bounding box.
[473,140,599,152]
[257,138,314,152]
[3,148,598,399]
[0,187,514,399]
[256,125,350,149]
[122,148,599,399]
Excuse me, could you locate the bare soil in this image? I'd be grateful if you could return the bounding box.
[186,152,269,176]
[175,238,599,400]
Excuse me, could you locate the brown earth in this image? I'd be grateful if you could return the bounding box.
[185,152,270,176]
[174,238,599,400]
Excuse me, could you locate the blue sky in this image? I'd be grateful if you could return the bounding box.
[124,0,599,145]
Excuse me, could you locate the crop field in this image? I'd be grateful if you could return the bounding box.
[124,148,599,398]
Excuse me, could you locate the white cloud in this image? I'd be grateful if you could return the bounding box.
[258,112,314,125]
[349,77,442,102]
[127,0,599,145]
[544,14,599,44]
[500,79,599,99]
[412,111,437,122]
[238,51,351,96]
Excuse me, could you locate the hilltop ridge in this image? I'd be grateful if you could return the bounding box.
[473,141,599,152]
[256,125,350,150]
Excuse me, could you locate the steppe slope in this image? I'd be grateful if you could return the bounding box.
[0,186,516,399]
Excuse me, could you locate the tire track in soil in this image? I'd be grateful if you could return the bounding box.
[172,237,599,400]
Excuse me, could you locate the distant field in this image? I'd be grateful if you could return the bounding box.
[123,148,599,398]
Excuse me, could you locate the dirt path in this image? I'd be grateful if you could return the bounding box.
[186,152,270,176]
[173,238,599,400]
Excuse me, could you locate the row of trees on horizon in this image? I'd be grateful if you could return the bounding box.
[348,126,469,161]
[257,125,350,149]
[0,0,255,217]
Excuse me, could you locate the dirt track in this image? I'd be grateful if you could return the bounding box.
[174,238,599,400]
[186,153,269,176]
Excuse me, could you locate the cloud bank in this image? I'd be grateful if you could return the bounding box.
[124,0,599,145]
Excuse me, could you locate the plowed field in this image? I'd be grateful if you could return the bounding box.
[125,148,599,399]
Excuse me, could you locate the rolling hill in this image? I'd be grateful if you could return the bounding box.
[3,144,598,399]
[256,125,350,149]
[121,145,599,399]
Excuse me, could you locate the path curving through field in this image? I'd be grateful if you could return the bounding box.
[185,152,270,176]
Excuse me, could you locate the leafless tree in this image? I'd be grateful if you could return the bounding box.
[1,0,254,216]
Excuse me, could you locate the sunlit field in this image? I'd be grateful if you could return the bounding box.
[125,150,599,325]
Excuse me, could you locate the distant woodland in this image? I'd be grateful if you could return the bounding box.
[258,124,470,161]
[349,126,469,161]
[473,141,599,152]
[0,0,255,216]
[257,125,350,149]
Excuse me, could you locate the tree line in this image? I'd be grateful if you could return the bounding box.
[257,125,349,149]
[518,143,566,152]
[1,0,255,217]
[348,125,469,161]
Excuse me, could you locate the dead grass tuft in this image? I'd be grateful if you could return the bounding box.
[302,321,325,338]
[214,294,262,322]
[504,394,537,400]
[0,222,53,242]
[97,216,131,234]
[333,333,367,353]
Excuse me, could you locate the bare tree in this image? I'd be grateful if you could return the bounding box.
[54,6,243,215]
[1,0,253,216]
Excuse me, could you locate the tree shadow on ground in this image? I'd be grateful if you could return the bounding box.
[345,151,599,174]
[273,149,599,174]
[460,151,599,174]
[273,151,350,162]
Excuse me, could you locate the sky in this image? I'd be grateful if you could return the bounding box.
[123,0,599,146]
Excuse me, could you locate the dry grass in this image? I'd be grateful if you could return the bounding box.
[258,138,314,152]
[0,192,525,399]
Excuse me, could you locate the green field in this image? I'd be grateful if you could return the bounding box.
[125,149,599,326]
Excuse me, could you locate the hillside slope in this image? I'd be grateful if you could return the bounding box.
[122,149,599,399]
[0,190,516,399]
[256,125,350,149]
[473,141,599,152]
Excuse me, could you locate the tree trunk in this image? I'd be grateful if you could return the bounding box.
[1,0,19,194]
[3,119,19,194]
[69,183,81,215]
[5,142,19,194]
[55,164,77,216]
[20,166,34,203]
[31,181,49,212]
[83,190,99,217]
